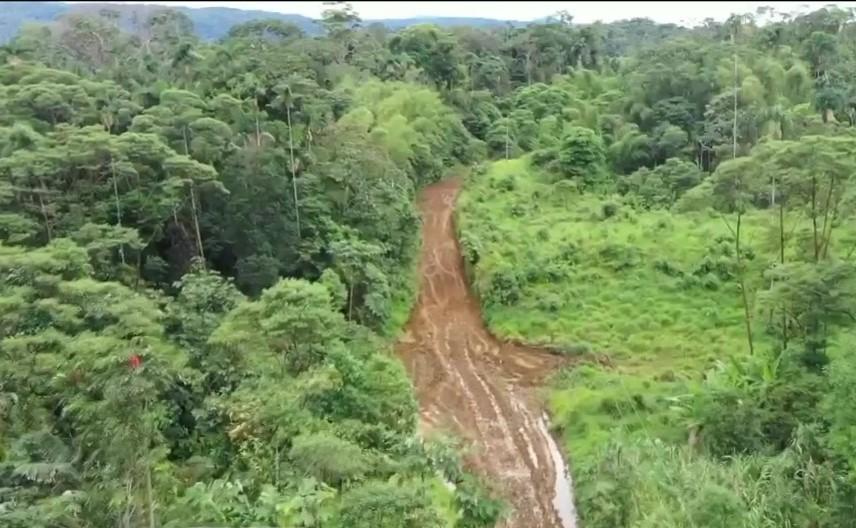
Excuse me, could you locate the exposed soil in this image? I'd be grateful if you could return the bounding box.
[395,177,577,528]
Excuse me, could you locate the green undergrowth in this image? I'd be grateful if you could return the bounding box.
[383,234,421,339]
[456,156,780,458]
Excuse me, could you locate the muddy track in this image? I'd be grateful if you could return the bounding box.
[395,177,576,528]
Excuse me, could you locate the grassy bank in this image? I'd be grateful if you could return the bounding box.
[456,156,778,460]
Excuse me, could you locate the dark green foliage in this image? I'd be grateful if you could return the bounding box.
[620,158,703,208]
[694,389,769,457]
[598,242,639,271]
[0,8,497,527]
[236,253,280,296]
[482,265,522,307]
[601,201,619,218]
[558,126,606,185]
[389,24,462,89]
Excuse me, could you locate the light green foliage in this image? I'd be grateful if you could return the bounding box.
[210,278,345,374]
[458,158,763,364]
[826,335,856,470]
[350,80,479,183]
[319,267,348,311]
[290,433,369,485]
[336,479,445,528]
[576,434,843,528]
[459,151,856,527]
[167,263,244,351]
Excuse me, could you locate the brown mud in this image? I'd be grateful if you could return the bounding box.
[395,177,577,528]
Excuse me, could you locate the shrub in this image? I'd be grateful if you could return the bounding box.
[493,175,516,192]
[483,266,522,306]
[654,259,684,277]
[532,147,559,168]
[551,341,593,356]
[601,201,619,219]
[559,241,581,264]
[700,272,721,290]
[539,261,572,282]
[694,389,768,458]
[459,231,482,266]
[537,292,563,313]
[621,158,703,208]
[598,243,639,271]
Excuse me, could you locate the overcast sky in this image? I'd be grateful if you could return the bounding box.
[70,2,856,26]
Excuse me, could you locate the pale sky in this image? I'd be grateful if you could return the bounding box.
[68,1,856,26]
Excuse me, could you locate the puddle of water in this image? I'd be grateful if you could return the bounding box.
[538,414,577,528]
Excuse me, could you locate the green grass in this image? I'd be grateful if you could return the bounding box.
[428,476,460,527]
[456,157,784,460]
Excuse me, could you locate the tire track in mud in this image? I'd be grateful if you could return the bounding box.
[395,177,577,528]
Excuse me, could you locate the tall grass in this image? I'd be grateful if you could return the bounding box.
[456,157,848,526]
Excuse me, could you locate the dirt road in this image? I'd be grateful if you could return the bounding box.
[395,177,577,528]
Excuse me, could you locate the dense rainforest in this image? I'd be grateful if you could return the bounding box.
[2,2,856,527]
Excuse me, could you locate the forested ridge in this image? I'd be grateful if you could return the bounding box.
[2,2,856,527]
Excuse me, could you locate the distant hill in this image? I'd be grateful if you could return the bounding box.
[1,3,69,43]
[0,2,528,43]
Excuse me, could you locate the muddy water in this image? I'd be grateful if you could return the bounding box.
[395,178,577,528]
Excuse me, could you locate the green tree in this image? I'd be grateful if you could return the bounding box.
[389,25,463,89]
[558,126,606,185]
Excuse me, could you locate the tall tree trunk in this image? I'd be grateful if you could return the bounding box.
[732,31,738,159]
[348,283,354,321]
[770,174,776,207]
[146,463,156,528]
[182,126,190,156]
[505,119,510,160]
[111,155,126,265]
[779,204,785,266]
[37,180,52,242]
[189,185,205,267]
[286,101,302,239]
[811,175,819,262]
[525,51,532,85]
[779,202,788,350]
[736,213,755,355]
[255,99,262,148]
[819,176,836,260]
[121,474,135,528]
[135,250,143,289]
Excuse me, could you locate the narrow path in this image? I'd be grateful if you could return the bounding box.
[395,177,577,528]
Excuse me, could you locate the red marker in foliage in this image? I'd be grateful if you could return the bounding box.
[129,354,142,370]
